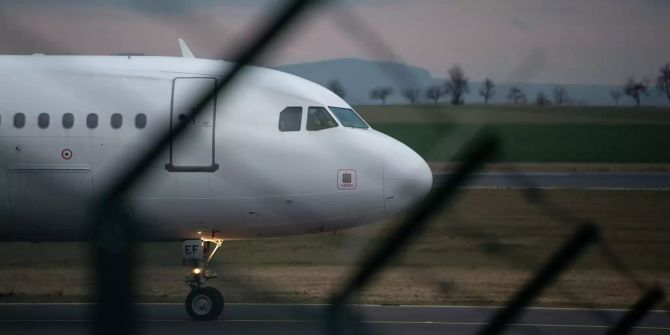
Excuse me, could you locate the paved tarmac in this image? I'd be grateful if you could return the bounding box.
[0,303,668,334]
[435,172,670,190]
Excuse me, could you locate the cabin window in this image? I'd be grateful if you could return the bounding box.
[87,113,98,129]
[135,113,147,129]
[111,113,123,129]
[279,107,302,132]
[306,107,338,131]
[14,113,25,128]
[38,113,50,129]
[329,107,369,129]
[63,113,74,129]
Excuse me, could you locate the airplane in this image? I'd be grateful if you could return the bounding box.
[0,40,433,320]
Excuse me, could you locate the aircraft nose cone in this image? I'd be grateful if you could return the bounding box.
[383,142,433,217]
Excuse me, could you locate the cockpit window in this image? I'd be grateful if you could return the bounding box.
[279,107,302,132]
[329,107,369,129]
[306,107,338,131]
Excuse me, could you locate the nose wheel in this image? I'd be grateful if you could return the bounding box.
[183,238,225,321]
[186,287,224,321]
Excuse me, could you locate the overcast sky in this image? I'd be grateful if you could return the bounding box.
[0,0,668,85]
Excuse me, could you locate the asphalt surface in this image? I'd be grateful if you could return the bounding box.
[435,172,670,190]
[0,303,668,335]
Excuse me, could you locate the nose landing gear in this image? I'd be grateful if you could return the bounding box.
[182,239,224,321]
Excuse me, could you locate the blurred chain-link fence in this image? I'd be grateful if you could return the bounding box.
[0,1,668,334]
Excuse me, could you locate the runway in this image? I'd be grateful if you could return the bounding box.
[435,172,670,190]
[0,303,668,334]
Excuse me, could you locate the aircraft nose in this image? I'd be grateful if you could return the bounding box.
[383,141,433,217]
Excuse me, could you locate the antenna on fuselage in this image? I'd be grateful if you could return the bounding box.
[178,38,195,58]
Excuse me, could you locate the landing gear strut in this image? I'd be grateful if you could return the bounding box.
[182,239,224,321]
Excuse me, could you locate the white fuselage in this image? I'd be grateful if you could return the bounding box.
[0,55,432,242]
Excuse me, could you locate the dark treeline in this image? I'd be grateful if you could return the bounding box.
[326,61,670,107]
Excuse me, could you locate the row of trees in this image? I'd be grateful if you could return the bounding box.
[366,73,573,106]
[326,66,471,105]
[504,85,571,106]
[326,62,670,106]
[365,66,472,105]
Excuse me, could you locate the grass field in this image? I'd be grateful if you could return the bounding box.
[356,105,670,163]
[373,123,670,163]
[357,105,670,125]
[1,189,668,309]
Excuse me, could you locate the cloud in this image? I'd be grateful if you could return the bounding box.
[506,17,532,31]
[0,0,667,85]
[0,0,276,14]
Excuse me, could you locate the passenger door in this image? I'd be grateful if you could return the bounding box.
[165,77,219,172]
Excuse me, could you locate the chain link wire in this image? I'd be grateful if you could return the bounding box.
[0,1,666,334]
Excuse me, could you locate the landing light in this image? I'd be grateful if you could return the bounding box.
[193,268,202,275]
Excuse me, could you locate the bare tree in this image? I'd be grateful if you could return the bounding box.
[657,62,670,103]
[610,90,622,105]
[553,86,570,106]
[535,92,551,106]
[370,87,393,105]
[425,85,446,104]
[445,65,469,105]
[507,86,526,105]
[479,78,495,105]
[402,88,420,104]
[327,80,346,98]
[624,77,649,107]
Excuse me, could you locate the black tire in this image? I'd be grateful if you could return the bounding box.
[185,287,224,321]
